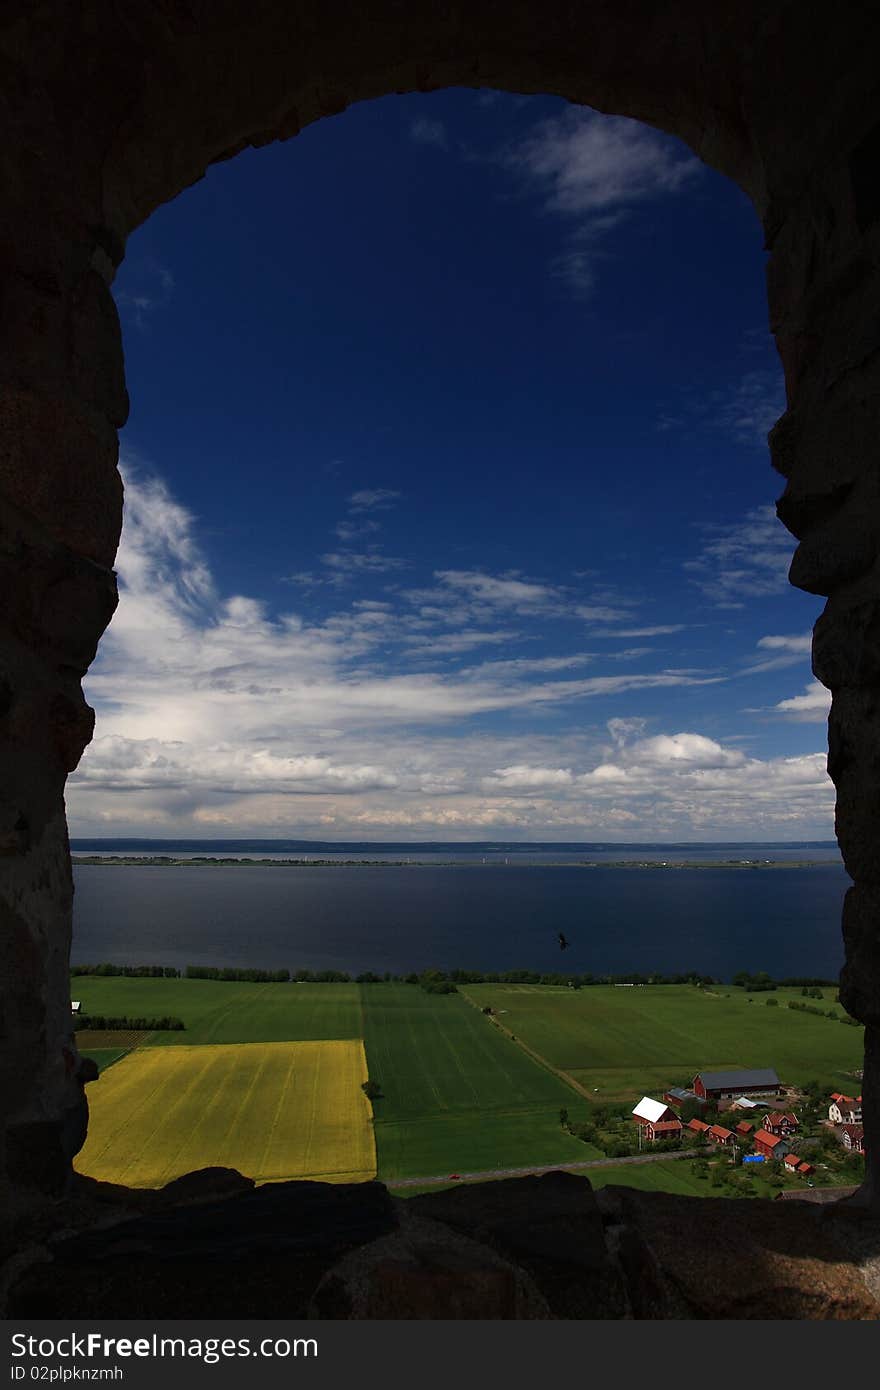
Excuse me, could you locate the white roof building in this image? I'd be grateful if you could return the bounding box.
[632,1097,669,1124]
[71,1001,81,1013]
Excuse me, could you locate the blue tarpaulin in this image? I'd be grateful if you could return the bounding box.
[742,1154,765,1163]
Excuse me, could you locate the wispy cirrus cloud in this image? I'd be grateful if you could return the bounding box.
[504,108,701,296]
[657,368,784,449]
[684,504,795,609]
[348,488,402,513]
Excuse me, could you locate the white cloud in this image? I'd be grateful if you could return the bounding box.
[506,108,700,295]
[483,765,574,791]
[68,464,832,840]
[321,550,407,574]
[685,505,795,608]
[604,625,685,638]
[773,681,832,721]
[758,633,812,653]
[434,570,559,611]
[347,488,401,512]
[658,370,784,449]
[741,631,814,676]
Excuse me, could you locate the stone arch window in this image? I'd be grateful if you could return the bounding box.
[3,3,880,1235]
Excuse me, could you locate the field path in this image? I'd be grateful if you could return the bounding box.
[388,1147,699,1189]
[459,988,593,1100]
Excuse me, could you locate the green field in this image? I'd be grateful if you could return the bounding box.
[70,976,866,1195]
[461,984,864,1101]
[84,1048,127,1073]
[359,984,601,1179]
[72,978,362,1045]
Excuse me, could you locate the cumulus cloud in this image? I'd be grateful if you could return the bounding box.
[67,464,832,840]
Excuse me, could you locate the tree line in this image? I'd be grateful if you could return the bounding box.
[74,1014,185,1031]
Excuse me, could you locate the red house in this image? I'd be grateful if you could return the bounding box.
[708,1124,734,1146]
[762,1111,798,1136]
[797,1162,814,1175]
[735,1121,754,1137]
[688,1118,711,1135]
[754,1128,787,1159]
[632,1097,683,1142]
[783,1153,801,1171]
[839,1124,865,1153]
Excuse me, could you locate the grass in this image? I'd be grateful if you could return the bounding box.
[461,984,864,1101]
[71,978,362,1045]
[75,1039,376,1187]
[359,984,601,1180]
[80,1048,128,1073]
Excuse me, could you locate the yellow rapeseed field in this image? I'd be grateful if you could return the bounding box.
[75,1040,376,1188]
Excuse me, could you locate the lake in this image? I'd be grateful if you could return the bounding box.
[70,841,851,981]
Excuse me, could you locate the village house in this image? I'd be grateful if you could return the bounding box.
[687,1118,711,1136]
[838,1124,865,1153]
[797,1161,814,1176]
[829,1093,862,1124]
[692,1069,781,1103]
[753,1128,788,1160]
[632,1097,683,1142]
[762,1110,799,1137]
[71,1000,80,1014]
[783,1153,801,1173]
[735,1121,754,1138]
[707,1124,735,1146]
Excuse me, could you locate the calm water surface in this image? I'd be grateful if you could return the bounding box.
[71,843,850,980]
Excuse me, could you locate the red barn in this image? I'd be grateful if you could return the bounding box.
[735,1121,754,1137]
[693,1069,781,1102]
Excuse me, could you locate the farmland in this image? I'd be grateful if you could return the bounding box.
[70,976,865,1194]
[75,1039,375,1187]
[461,984,864,1101]
[72,977,362,1045]
[359,983,600,1179]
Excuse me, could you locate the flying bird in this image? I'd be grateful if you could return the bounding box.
[557,932,570,951]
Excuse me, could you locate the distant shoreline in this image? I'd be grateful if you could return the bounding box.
[71,855,841,871]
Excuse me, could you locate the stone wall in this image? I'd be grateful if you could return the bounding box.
[2,0,880,1227]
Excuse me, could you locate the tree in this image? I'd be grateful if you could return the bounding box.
[559,1108,569,1128]
[361,1079,382,1100]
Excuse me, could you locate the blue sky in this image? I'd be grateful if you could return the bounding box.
[67,90,834,840]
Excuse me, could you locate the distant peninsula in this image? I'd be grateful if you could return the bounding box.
[71,854,839,870]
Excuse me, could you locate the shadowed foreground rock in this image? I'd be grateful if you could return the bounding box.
[5,1171,880,1320]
